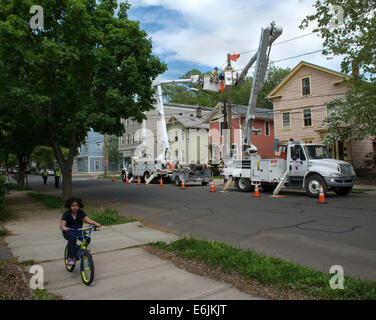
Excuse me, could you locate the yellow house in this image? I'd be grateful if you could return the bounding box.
[267,61,375,169]
[166,110,210,166]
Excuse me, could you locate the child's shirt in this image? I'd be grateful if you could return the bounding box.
[61,210,87,230]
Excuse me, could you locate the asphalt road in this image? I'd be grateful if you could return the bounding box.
[28,175,376,281]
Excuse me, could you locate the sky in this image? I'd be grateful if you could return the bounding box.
[123,0,346,81]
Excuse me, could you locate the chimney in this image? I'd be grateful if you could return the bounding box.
[196,107,202,118]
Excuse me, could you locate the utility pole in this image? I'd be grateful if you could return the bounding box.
[104,133,108,176]
[226,54,233,152]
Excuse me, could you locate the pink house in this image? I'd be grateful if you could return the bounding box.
[204,103,275,160]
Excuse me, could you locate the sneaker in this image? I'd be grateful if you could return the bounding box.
[67,258,75,266]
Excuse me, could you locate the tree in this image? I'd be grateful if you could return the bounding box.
[300,0,376,140]
[163,64,290,109]
[0,0,166,200]
[107,135,121,171]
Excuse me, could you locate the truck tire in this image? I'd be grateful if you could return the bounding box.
[305,174,326,198]
[143,172,151,183]
[333,186,353,196]
[175,176,182,187]
[201,181,208,186]
[235,178,252,192]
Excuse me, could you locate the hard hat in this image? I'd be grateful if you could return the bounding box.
[214,66,218,70]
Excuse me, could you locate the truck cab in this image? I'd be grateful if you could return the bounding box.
[284,142,356,197]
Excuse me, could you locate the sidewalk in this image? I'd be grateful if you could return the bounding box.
[2,192,264,300]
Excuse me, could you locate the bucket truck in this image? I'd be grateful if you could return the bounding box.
[222,22,357,197]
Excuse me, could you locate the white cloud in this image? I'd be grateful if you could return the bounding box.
[127,0,346,77]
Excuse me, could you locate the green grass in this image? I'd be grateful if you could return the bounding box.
[212,175,224,179]
[20,260,35,266]
[32,288,55,300]
[9,184,32,191]
[27,192,64,209]
[85,206,137,226]
[0,207,13,222]
[97,175,122,180]
[150,238,376,300]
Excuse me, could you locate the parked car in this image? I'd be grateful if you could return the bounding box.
[47,169,55,176]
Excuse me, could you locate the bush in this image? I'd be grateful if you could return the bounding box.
[85,207,137,226]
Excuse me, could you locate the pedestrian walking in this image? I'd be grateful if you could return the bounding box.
[4,170,10,194]
[42,169,48,185]
[55,168,61,188]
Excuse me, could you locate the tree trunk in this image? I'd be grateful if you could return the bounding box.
[62,166,73,201]
[16,155,29,188]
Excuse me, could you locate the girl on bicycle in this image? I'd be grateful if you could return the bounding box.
[60,197,101,266]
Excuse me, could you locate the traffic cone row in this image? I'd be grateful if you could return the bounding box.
[318,185,326,204]
[181,178,185,189]
[160,176,164,187]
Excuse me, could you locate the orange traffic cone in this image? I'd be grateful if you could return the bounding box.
[181,178,186,189]
[137,176,141,185]
[318,185,326,204]
[112,176,115,182]
[210,180,216,192]
[254,183,260,197]
[160,176,164,187]
[125,172,129,184]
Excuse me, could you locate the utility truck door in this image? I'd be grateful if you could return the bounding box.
[289,145,308,177]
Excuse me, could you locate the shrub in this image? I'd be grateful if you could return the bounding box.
[0,175,5,214]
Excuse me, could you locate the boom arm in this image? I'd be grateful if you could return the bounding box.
[152,76,200,161]
[243,22,282,156]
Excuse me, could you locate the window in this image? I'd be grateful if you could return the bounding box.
[132,133,135,144]
[327,105,336,123]
[175,149,178,160]
[181,129,185,141]
[265,121,270,136]
[303,108,312,127]
[220,122,224,136]
[95,160,100,171]
[302,77,310,95]
[178,113,183,116]
[291,145,306,161]
[303,138,313,144]
[126,134,130,145]
[96,142,102,149]
[181,150,185,163]
[282,112,291,129]
[125,119,130,126]
[120,136,125,145]
[174,131,178,142]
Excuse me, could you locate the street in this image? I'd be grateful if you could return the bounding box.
[28,175,376,281]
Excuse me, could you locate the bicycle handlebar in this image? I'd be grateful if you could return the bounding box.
[67,226,100,232]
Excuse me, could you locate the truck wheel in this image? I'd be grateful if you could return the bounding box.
[333,186,353,196]
[235,178,252,192]
[175,177,182,187]
[305,174,326,198]
[201,181,208,186]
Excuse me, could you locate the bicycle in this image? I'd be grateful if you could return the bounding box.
[64,226,99,286]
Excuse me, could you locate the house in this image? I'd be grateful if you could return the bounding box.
[73,131,118,174]
[203,103,274,160]
[267,61,376,169]
[119,103,212,165]
[166,107,210,166]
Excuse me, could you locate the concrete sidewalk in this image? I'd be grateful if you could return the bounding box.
[3,197,264,300]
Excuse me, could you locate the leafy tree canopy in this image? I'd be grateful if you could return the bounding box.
[0,0,166,199]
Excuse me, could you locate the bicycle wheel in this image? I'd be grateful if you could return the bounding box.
[80,251,94,286]
[64,245,75,272]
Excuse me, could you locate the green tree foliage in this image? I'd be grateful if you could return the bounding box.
[301,0,376,141]
[163,64,290,109]
[107,135,121,167]
[0,0,166,199]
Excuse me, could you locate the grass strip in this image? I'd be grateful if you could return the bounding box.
[9,184,32,191]
[352,188,374,193]
[97,175,122,180]
[150,238,376,300]
[85,206,137,226]
[27,192,64,209]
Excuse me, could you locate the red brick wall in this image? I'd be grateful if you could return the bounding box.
[209,117,275,159]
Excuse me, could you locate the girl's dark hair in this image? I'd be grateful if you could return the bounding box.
[65,197,84,209]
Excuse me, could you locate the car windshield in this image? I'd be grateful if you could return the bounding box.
[304,145,331,160]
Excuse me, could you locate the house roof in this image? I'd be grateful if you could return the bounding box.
[267,61,350,99]
[164,102,213,112]
[202,103,273,123]
[167,114,209,129]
